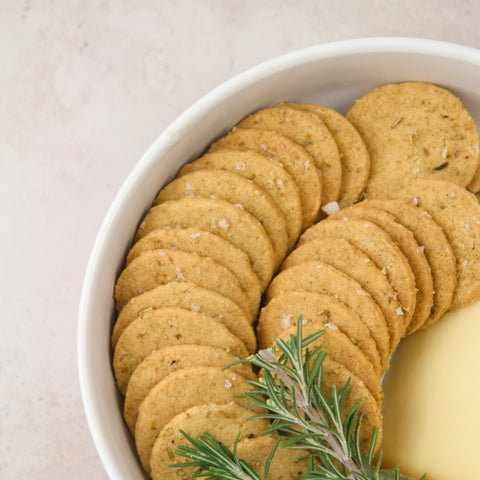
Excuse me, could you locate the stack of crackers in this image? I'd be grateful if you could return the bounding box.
[110,81,480,479]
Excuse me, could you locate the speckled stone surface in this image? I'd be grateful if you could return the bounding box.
[1,1,479,478]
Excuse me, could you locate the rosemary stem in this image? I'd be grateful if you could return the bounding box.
[257,349,361,478]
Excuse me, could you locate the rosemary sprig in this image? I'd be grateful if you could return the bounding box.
[173,319,425,480]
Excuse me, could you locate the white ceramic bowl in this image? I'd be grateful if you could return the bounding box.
[78,37,480,480]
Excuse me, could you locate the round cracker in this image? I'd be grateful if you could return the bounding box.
[357,199,457,330]
[282,236,403,354]
[178,149,302,251]
[154,170,288,268]
[210,128,321,229]
[150,403,270,480]
[126,227,261,320]
[135,198,275,291]
[238,105,342,205]
[285,102,370,207]
[379,178,480,309]
[347,82,480,197]
[135,366,254,475]
[256,290,381,375]
[299,218,416,346]
[235,436,310,480]
[280,323,383,406]
[113,307,249,394]
[112,282,253,349]
[124,345,256,434]
[114,249,251,319]
[265,261,390,370]
[329,204,434,336]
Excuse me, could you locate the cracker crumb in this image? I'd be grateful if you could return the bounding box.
[321,201,341,216]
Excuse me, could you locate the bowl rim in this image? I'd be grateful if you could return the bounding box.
[77,36,480,479]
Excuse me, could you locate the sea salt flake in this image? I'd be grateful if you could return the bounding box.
[225,379,232,389]
[357,289,370,297]
[325,322,338,331]
[175,267,185,281]
[396,307,404,316]
[413,197,419,206]
[449,191,456,198]
[218,218,230,229]
[235,203,244,210]
[442,147,449,158]
[190,303,200,313]
[419,245,425,252]
[412,167,420,174]
[139,220,146,230]
[321,201,340,216]
[190,232,201,239]
[276,178,284,188]
[281,314,293,328]
[236,162,246,170]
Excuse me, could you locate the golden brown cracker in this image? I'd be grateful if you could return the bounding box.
[210,127,321,229]
[112,282,253,349]
[150,403,270,480]
[126,228,261,320]
[265,261,390,370]
[113,307,249,394]
[154,170,288,267]
[135,366,254,475]
[135,198,275,290]
[329,204,434,336]
[282,236,403,355]
[357,199,457,330]
[124,345,255,434]
[347,82,480,197]
[114,249,251,319]
[238,105,342,205]
[256,290,381,375]
[286,102,370,207]
[178,149,302,250]
[299,218,416,349]
[379,178,480,309]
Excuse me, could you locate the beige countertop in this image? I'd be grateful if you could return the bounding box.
[1,1,479,479]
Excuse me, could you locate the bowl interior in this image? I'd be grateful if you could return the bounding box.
[78,38,480,480]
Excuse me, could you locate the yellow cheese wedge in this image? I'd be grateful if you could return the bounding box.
[382,300,480,479]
